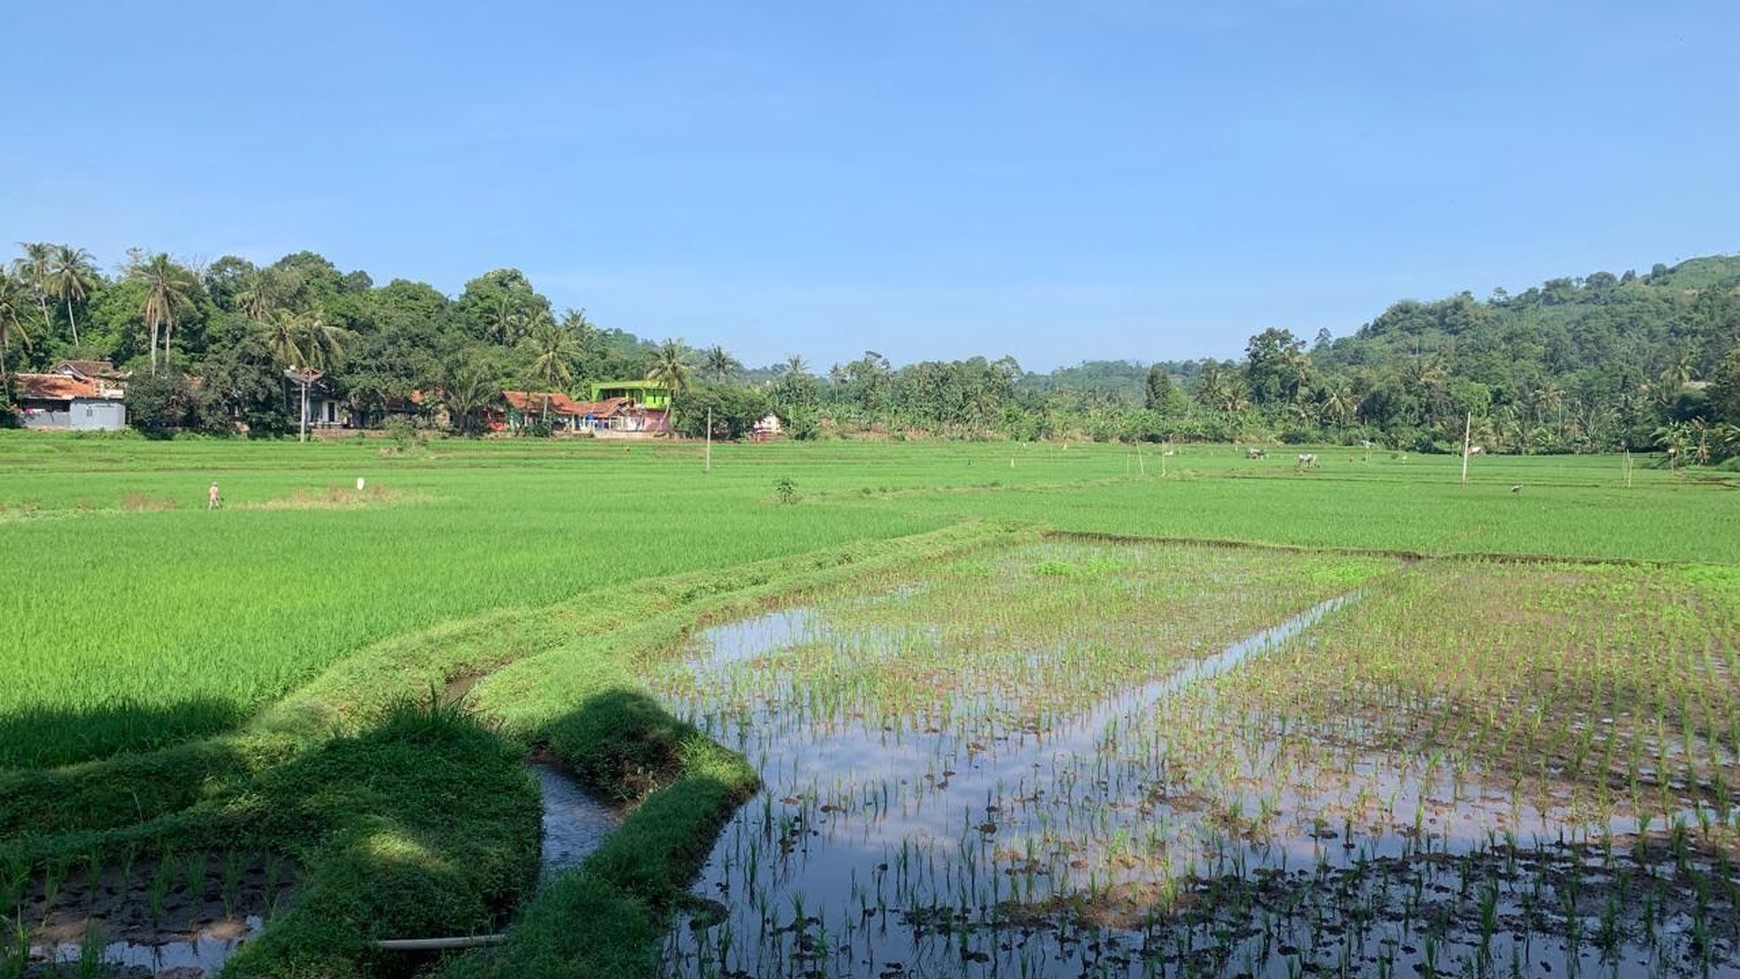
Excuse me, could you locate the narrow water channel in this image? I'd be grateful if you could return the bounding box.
[529,761,620,877]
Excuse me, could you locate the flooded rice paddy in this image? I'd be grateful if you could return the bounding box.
[652,542,1739,978]
[11,851,295,978]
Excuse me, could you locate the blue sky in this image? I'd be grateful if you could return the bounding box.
[2,1,1736,371]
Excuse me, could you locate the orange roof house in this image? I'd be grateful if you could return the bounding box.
[14,372,127,430]
[498,391,669,436]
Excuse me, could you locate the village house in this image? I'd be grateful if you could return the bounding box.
[499,384,674,437]
[13,360,130,430]
[587,381,672,436]
[752,413,784,441]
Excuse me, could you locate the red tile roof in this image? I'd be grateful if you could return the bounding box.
[568,397,638,418]
[54,360,128,380]
[15,374,101,401]
[501,392,643,418]
[503,390,580,413]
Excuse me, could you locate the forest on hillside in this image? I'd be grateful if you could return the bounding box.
[1,244,1737,459]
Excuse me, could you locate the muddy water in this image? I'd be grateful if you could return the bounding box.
[27,917,263,977]
[656,591,1739,979]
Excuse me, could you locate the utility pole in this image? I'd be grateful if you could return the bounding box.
[1460,412,1472,486]
[705,406,713,474]
[284,366,321,444]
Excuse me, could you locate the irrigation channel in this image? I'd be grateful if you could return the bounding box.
[650,571,1738,979]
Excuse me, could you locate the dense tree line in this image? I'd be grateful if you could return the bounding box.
[2,244,1737,460]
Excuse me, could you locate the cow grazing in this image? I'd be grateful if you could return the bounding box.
[1296,453,1319,470]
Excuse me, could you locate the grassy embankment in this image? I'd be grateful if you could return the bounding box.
[2,513,1019,978]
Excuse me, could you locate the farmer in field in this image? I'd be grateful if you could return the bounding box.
[208,482,221,510]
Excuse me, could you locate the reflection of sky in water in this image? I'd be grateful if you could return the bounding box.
[691,608,820,671]
[32,915,264,975]
[531,762,620,876]
[656,585,1738,978]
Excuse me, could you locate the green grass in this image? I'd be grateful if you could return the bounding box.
[1,523,1015,979]
[1,435,1734,767]
[3,432,1738,978]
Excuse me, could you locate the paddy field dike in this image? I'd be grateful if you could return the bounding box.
[2,433,1737,979]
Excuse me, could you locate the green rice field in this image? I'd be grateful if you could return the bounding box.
[2,431,1737,978]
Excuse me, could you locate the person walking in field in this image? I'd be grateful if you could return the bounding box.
[208,482,221,510]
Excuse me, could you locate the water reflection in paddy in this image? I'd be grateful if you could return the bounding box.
[652,547,1737,978]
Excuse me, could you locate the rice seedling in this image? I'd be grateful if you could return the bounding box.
[641,542,1740,978]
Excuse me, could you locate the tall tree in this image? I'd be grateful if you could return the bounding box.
[48,245,98,346]
[298,311,349,371]
[126,252,199,375]
[701,344,741,383]
[234,265,293,323]
[528,318,580,391]
[1144,364,1175,411]
[442,358,498,435]
[258,308,306,368]
[773,354,817,408]
[645,339,692,395]
[13,242,58,346]
[0,271,32,387]
[1244,328,1310,406]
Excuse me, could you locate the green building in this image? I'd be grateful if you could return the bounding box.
[589,380,673,410]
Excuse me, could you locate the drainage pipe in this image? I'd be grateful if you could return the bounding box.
[374,935,507,951]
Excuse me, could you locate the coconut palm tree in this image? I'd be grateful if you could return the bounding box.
[1320,381,1359,428]
[257,308,307,369]
[1714,423,1740,461]
[0,271,33,387]
[700,344,741,384]
[48,245,98,346]
[127,252,199,375]
[1195,362,1230,412]
[525,318,580,425]
[488,293,535,346]
[529,318,580,391]
[233,267,280,323]
[13,242,57,344]
[442,361,498,435]
[645,339,692,396]
[298,311,349,371]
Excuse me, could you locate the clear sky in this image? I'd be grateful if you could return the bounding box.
[2,1,1736,371]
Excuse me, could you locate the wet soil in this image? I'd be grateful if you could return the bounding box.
[11,851,298,977]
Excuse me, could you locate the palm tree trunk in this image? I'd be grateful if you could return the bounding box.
[149,321,159,375]
[65,299,79,347]
[36,296,53,345]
